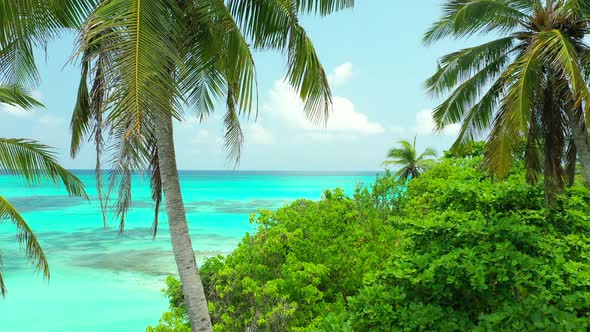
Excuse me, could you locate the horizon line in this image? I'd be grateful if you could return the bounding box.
[65,169,385,173]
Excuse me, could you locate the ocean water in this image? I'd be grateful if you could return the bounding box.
[0,170,377,331]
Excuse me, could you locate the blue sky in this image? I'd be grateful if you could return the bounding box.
[0,1,477,171]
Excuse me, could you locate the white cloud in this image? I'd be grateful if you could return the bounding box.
[390,109,460,137]
[389,126,407,137]
[180,116,199,128]
[1,90,42,117]
[328,62,353,86]
[38,114,64,126]
[415,109,460,136]
[327,97,385,134]
[190,129,210,144]
[247,123,274,145]
[1,104,31,117]
[264,80,384,135]
[198,129,209,138]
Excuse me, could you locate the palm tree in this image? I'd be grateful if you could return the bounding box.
[425,0,590,199]
[1,1,352,328]
[382,137,437,182]
[64,1,354,330]
[0,86,87,295]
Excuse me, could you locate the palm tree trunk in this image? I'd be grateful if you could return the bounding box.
[155,114,213,332]
[566,108,590,186]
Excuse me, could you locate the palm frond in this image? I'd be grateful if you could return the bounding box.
[484,106,522,179]
[452,76,505,146]
[48,0,97,29]
[0,84,42,110]
[0,0,60,47]
[0,138,87,198]
[501,46,544,132]
[227,0,333,124]
[79,0,183,138]
[105,124,146,234]
[418,147,438,160]
[485,40,545,179]
[431,51,511,130]
[181,0,258,121]
[294,0,354,16]
[70,55,92,158]
[0,195,49,296]
[426,37,515,97]
[535,30,590,116]
[0,0,95,85]
[424,0,530,44]
[558,0,590,16]
[223,88,244,167]
[0,40,39,86]
[70,49,110,226]
[148,135,162,238]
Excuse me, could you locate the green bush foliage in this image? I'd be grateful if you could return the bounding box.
[148,155,590,331]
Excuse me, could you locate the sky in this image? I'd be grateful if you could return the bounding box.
[0,1,478,171]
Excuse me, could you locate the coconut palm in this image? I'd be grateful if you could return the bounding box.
[382,137,437,181]
[1,1,352,328]
[0,0,353,330]
[425,0,590,199]
[64,1,354,330]
[0,86,87,296]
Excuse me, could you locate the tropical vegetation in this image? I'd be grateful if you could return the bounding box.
[382,137,437,181]
[149,146,590,331]
[68,1,354,329]
[425,0,590,200]
[2,1,354,329]
[4,1,590,331]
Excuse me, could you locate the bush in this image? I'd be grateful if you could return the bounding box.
[346,157,590,331]
[202,183,405,331]
[149,155,590,331]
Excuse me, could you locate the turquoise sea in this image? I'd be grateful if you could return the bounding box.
[0,171,377,331]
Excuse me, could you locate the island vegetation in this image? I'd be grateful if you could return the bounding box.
[2,0,590,331]
[149,143,590,331]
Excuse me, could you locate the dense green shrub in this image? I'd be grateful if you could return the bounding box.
[148,156,590,331]
[202,184,405,331]
[345,157,590,331]
[147,177,406,331]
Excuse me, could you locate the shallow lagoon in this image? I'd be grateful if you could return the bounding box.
[0,171,376,331]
